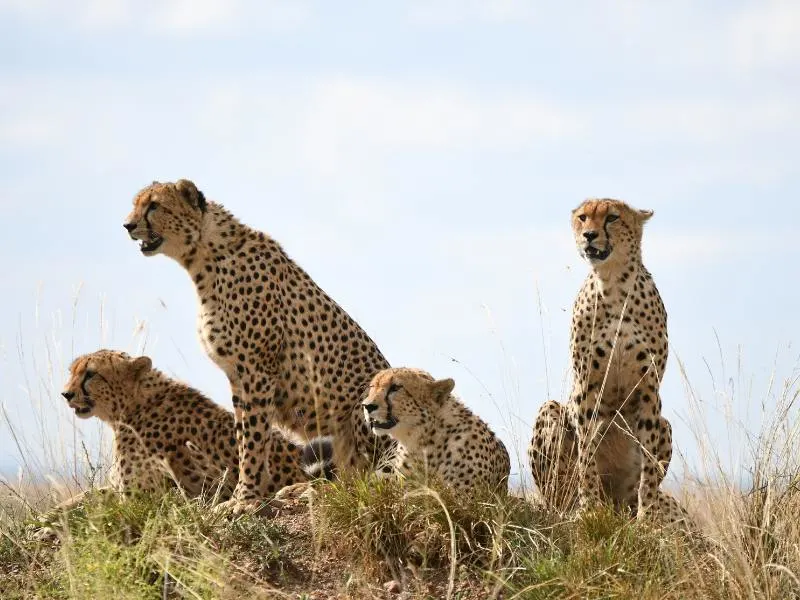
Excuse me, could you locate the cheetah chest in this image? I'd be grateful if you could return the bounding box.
[572,289,667,407]
[195,287,250,381]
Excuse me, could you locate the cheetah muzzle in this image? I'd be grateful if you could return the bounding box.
[583,243,611,262]
[362,402,398,433]
[61,377,95,418]
[138,233,163,255]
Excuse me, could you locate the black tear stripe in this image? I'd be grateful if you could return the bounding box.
[80,371,93,397]
[80,371,105,403]
[144,207,154,234]
[384,386,395,425]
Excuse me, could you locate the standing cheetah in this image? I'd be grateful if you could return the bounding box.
[531,199,675,519]
[361,368,510,494]
[59,350,330,502]
[124,179,394,513]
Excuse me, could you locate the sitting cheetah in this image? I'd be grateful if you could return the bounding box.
[124,179,394,513]
[59,349,331,503]
[531,199,679,520]
[361,368,510,494]
[529,400,692,526]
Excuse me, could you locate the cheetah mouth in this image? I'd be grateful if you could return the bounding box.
[370,416,398,431]
[584,245,611,262]
[68,400,95,418]
[139,235,163,255]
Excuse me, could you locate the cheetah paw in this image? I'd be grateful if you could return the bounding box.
[273,482,318,506]
[211,497,264,517]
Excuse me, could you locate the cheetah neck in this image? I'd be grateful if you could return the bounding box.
[589,250,644,297]
[179,202,282,273]
[393,405,442,459]
[116,370,173,420]
[398,400,449,459]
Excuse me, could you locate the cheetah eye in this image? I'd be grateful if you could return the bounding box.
[147,201,159,214]
[606,214,619,223]
[82,370,95,385]
[388,383,401,394]
[578,214,587,222]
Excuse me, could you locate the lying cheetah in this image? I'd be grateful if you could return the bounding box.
[362,368,510,494]
[536,199,675,519]
[124,180,394,513]
[59,349,331,502]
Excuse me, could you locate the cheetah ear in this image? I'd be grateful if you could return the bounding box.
[638,209,654,222]
[129,356,152,378]
[175,179,207,213]
[430,378,455,403]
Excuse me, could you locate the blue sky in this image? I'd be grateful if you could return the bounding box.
[1,0,798,488]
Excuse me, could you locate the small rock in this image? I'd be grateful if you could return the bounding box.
[383,580,402,594]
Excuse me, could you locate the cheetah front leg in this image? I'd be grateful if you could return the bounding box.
[634,384,664,518]
[655,414,672,486]
[619,413,672,513]
[216,370,279,515]
[113,427,172,494]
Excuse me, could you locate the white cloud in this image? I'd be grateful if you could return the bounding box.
[408,0,536,25]
[146,0,310,35]
[729,0,800,70]
[0,0,310,35]
[296,77,585,177]
[0,112,66,149]
[189,75,586,200]
[625,97,799,145]
[148,0,238,34]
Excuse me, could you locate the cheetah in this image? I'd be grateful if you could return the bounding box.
[124,179,394,513]
[530,199,680,521]
[361,368,510,495]
[59,349,331,504]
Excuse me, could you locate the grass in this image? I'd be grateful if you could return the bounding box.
[2,460,799,599]
[3,376,800,600]
[3,297,800,598]
[1,489,295,599]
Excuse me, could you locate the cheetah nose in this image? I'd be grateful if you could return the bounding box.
[123,222,137,233]
[62,391,75,401]
[583,231,599,242]
[363,403,378,414]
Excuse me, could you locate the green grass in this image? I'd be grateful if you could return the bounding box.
[1,489,293,599]
[4,469,799,600]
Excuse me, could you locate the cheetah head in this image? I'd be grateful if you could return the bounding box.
[572,198,653,266]
[62,350,152,421]
[361,368,455,442]
[123,179,207,259]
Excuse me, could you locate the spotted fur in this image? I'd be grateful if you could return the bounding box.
[362,368,510,494]
[61,350,326,499]
[529,399,691,527]
[124,180,394,512]
[529,199,689,525]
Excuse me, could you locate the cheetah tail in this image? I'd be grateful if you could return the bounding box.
[302,436,336,481]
